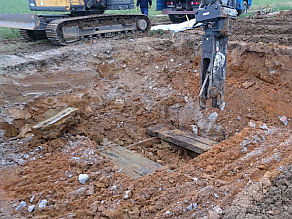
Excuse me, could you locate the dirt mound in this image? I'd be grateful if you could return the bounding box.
[231,17,292,46]
[224,164,292,219]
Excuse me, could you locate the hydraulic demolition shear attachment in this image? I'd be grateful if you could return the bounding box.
[194,3,237,109]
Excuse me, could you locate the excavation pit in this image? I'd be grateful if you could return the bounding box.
[1,13,292,218]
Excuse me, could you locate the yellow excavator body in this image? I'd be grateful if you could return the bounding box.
[35,0,84,8]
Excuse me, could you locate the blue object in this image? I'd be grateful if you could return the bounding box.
[236,0,252,10]
[155,0,252,15]
[156,0,166,10]
[140,7,149,16]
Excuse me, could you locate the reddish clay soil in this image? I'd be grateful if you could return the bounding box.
[0,10,292,219]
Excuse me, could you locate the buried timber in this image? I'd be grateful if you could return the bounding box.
[0,13,292,219]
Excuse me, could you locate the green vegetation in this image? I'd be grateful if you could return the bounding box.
[0,28,20,39]
[0,0,31,13]
[149,29,166,36]
[250,0,292,12]
[0,0,292,39]
[0,0,29,39]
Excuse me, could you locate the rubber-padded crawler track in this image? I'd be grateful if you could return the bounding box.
[45,14,151,45]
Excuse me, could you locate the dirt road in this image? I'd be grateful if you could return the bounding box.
[0,11,292,219]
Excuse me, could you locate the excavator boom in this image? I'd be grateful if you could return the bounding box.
[196,2,237,109]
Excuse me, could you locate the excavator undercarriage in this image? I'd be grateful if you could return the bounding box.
[0,13,150,45]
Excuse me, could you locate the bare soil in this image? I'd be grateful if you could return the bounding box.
[0,11,292,219]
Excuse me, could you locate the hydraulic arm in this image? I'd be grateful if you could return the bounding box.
[195,3,237,108]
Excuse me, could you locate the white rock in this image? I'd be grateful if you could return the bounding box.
[220,102,226,111]
[249,121,256,127]
[78,174,89,184]
[28,205,35,213]
[208,112,218,122]
[191,125,198,135]
[260,123,269,130]
[123,190,132,199]
[214,193,220,198]
[214,205,223,214]
[23,154,29,159]
[38,199,48,209]
[187,203,193,211]
[114,99,124,104]
[30,195,35,203]
[166,210,171,215]
[15,201,26,211]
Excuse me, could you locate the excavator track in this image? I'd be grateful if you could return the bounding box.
[45,14,151,45]
[19,29,47,42]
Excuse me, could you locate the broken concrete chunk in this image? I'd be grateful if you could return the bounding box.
[30,195,35,203]
[214,193,220,198]
[214,205,223,214]
[28,205,35,213]
[208,112,218,122]
[123,190,132,199]
[191,125,198,135]
[6,108,31,120]
[249,121,256,127]
[260,123,269,130]
[220,102,226,111]
[280,116,288,126]
[186,203,193,211]
[32,107,79,139]
[78,174,89,185]
[38,199,48,209]
[114,99,124,104]
[242,81,254,89]
[15,201,26,211]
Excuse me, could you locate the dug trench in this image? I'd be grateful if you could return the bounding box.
[0,15,292,219]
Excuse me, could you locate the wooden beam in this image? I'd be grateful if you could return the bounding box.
[146,126,217,154]
[99,145,162,179]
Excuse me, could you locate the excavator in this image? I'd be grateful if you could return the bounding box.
[0,0,151,45]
